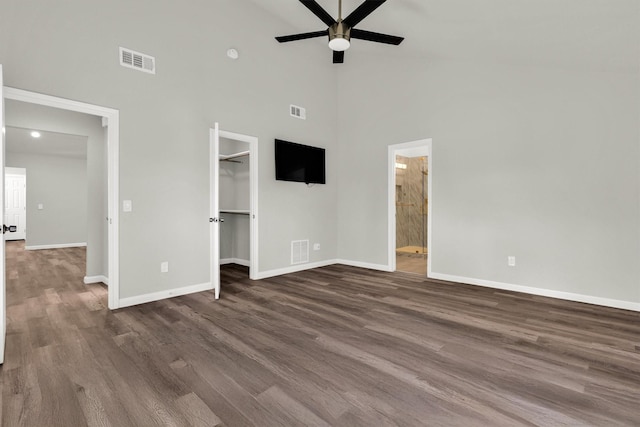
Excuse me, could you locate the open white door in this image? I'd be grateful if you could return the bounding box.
[4,168,26,241]
[0,64,6,364]
[210,123,221,299]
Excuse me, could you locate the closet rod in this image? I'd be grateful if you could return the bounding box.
[219,150,250,161]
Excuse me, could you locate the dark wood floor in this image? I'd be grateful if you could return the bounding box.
[1,241,639,426]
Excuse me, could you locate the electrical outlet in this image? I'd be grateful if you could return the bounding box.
[313,243,320,251]
[508,256,516,267]
[160,261,169,273]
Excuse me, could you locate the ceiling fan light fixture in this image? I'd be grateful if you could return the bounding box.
[328,37,350,51]
[328,21,351,51]
[274,0,403,63]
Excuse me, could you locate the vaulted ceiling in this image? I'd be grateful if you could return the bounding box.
[251,0,639,71]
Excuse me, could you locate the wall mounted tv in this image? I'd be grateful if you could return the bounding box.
[275,139,326,184]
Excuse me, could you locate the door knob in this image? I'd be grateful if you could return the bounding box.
[3,225,17,234]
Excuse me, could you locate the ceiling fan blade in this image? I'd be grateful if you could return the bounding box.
[333,50,344,64]
[276,30,328,43]
[350,28,404,45]
[343,0,387,28]
[300,0,337,27]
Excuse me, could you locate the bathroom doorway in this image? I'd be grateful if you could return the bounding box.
[395,154,427,274]
[388,139,432,276]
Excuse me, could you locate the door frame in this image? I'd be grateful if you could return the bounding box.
[3,87,121,309]
[388,138,432,275]
[210,124,220,298]
[210,125,259,299]
[1,65,5,363]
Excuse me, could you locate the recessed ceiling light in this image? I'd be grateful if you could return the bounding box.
[31,131,41,138]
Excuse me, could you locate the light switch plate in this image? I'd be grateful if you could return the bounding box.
[123,200,132,212]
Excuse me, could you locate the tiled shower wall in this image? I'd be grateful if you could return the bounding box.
[395,155,428,250]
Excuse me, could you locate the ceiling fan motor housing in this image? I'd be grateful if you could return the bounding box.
[329,21,351,50]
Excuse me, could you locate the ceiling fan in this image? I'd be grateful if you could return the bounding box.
[275,0,404,64]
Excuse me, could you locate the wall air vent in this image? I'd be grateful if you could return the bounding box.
[119,47,156,74]
[290,104,306,120]
[291,240,309,264]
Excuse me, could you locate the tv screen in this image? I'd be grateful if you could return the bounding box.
[275,139,326,184]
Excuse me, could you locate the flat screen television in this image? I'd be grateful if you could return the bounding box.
[275,139,326,184]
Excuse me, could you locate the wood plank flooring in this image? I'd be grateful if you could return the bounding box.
[2,240,639,426]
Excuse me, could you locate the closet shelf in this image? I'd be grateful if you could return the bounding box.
[219,150,250,161]
[220,209,250,215]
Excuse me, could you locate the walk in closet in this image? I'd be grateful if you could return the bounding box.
[219,137,251,271]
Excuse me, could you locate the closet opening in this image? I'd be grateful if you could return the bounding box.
[210,126,259,297]
[219,136,251,274]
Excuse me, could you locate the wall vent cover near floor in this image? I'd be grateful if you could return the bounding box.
[291,240,309,264]
[290,104,306,120]
[119,47,156,74]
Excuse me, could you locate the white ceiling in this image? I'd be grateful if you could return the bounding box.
[253,0,640,71]
[5,127,88,159]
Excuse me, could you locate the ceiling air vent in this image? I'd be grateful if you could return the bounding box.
[290,104,306,120]
[291,240,309,265]
[119,47,155,74]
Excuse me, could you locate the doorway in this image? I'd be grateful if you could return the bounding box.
[2,87,120,310]
[209,125,259,299]
[388,139,432,276]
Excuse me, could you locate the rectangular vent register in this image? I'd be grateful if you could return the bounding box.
[120,47,156,74]
[291,240,309,264]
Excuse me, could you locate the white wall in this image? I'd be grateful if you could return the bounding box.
[6,151,88,247]
[337,55,640,305]
[4,101,106,277]
[0,0,338,299]
[3,1,637,308]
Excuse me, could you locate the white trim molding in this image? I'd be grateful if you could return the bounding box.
[430,272,640,313]
[255,260,336,280]
[220,258,250,267]
[335,259,393,272]
[118,282,212,309]
[84,275,109,286]
[25,242,87,250]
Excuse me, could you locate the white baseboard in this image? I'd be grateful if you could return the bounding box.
[25,242,87,250]
[429,272,640,313]
[109,260,639,313]
[336,259,393,272]
[255,259,337,280]
[118,282,213,309]
[84,275,109,286]
[220,258,250,267]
